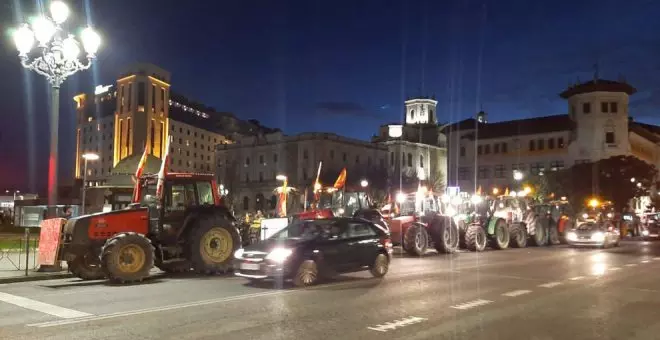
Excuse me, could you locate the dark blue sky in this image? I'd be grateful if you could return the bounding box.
[2,0,660,193]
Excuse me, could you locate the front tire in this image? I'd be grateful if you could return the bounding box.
[101,233,154,283]
[68,252,105,280]
[293,260,318,287]
[527,214,547,246]
[403,223,429,256]
[509,223,528,248]
[490,219,510,250]
[370,253,389,278]
[430,216,459,253]
[189,215,241,274]
[465,224,487,252]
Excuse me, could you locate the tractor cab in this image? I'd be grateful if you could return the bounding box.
[491,195,530,223]
[317,188,371,217]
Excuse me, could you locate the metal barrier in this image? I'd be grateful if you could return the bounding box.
[0,237,39,272]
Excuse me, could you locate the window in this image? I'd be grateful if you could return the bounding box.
[601,102,609,113]
[245,157,250,166]
[303,150,308,159]
[120,85,125,112]
[407,153,412,167]
[501,142,508,153]
[610,102,618,113]
[478,166,490,179]
[485,145,491,154]
[419,155,424,168]
[150,120,155,151]
[127,83,132,111]
[245,173,249,182]
[343,152,347,162]
[151,84,156,110]
[270,195,277,210]
[550,161,564,171]
[390,152,394,165]
[458,167,469,180]
[355,155,360,164]
[197,181,214,205]
[347,222,376,238]
[538,139,544,150]
[494,143,500,154]
[273,153,278,163]
[477,145,483,155]
[529,140,535,151]
[259,155,264,164]
[330,150,335,159]
[137,82,145,106]
[583,102,591,114]
[303,168,308,180]
[242,196,249,210]
[167,183,196,210]
[558,137,565,148]
[575,159,590,165]
[531,163,545,175]
[460,146,466,157]
[548,138,555,149]
[512,163,526,172]
[161,88,166,110]
[494,164,505,178]
[259,172,263,182]
[605,131,615,144]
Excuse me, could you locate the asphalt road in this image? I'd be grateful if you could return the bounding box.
[1,240,660,340]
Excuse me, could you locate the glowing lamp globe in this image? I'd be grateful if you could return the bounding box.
[50,1,70,25]
[81,27,101,56]
[13,25,35,55]
[32,16,56,46]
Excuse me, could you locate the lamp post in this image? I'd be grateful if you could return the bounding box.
[13,1,101,208]
[81,152,99,214]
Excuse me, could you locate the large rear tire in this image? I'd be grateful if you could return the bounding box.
[465,224,487,252]
[509,223,527,248]
[403,223,429,256]
[101,233,154,283]
[68,252,105,280]
[548,221,560,245]
[527,214,547,246]
[458,220,468,249]
[490,219,510,250]
[189,215,241,274]
[429,216,459,254]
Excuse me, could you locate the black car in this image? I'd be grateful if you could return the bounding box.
[233,217,392,287]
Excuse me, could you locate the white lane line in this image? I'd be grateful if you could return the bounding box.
[367,316,427,332]
[569,276,585,281]
[609,267,621,271]
[0,292,92,319]
[641,260,650,263]
[653,257,660,261]
[625,263,638,267]
[450,299,493,310]
[501,290,532,297]
[538,282,562,288]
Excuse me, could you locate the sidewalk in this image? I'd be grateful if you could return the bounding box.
[0,249,72,284]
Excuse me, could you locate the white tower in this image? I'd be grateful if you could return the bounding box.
[562,78,636,164]
[405,97,438,125]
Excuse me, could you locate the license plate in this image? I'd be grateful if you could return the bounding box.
[240,262,260,270]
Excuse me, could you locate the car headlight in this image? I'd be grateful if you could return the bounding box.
[642,230,650,236]
[234,248,244,259]
[266,248,293,263]
[566,231,577,241]
[591,232,605,242]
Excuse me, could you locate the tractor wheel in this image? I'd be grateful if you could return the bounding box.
[430,216,459,254]
[458,220,468,249]
[68,252,105,280]
[156,260,191,273]
[403,223,429,256]
[548,222,560,245]
[189,215,241,274]
[528,218,547,246]
[490,219,510,250]
[465,224,487,252]
[101,233,154,284]
[509,223,528,248]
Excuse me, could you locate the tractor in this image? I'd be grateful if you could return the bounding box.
[59,173,241,283]
[387,191,459,256]
[533,200,575,244]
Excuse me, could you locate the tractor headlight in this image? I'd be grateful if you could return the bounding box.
[234,248,244,259]
[582,213,588,219]
[591,232,605,242]
[446,206,457,217]
[266,248,293,263]
[642,230,650,237]
[566,231,577,241]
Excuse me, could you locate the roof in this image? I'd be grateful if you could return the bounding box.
[559,79,637,99]
[443,115,572,140]
[630,122,660,144]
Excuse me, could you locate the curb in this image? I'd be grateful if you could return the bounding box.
[0,272,73,284]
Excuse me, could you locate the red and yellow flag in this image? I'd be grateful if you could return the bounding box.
[156,136,172,199]
[132,144,149,202]
[333,168,347,189]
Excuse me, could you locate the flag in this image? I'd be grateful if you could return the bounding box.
[132,144,149,202]
[276,178,288,217]
[313,161,323,202]
[504,188,509,196]
[476,186,482,196]
[333,168,347,189]
[156,136,172,199]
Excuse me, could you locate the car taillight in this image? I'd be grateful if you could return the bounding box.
[382,237,393,252]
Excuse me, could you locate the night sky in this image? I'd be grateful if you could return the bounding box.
[1,0,660,194]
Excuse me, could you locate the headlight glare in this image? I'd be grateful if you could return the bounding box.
[266,248,293,263]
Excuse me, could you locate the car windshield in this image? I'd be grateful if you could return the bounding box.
[576,223,605,231]
[269,219,342,241]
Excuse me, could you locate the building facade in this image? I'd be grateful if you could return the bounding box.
[73,63,270,187]
[216,132,388,214]
[444,77,660,193]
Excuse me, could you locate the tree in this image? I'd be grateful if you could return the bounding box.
[544,156,657,212]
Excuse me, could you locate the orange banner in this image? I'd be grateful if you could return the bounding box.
[38,218,65,266]
[333,168,347,189]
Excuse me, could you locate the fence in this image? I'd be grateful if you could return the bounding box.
[0,236,40,272]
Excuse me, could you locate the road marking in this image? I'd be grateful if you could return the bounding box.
[625,263,638,267]
[450,299,493,310]
[0,292,92,319]
[501,290,532,297]
[538,282,562,288]
[653,257,660,261]
[641,260,650,263]
[609,267,621,271]
[367,316,427,332]
[569,276,585,281]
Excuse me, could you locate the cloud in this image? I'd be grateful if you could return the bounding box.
[315,101,380,118]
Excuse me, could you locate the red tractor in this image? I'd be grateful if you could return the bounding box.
[58,173,241,283]
[294,187,388,228]
[385,191,459,256]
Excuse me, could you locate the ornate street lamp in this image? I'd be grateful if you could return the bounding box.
[13,1,101,208]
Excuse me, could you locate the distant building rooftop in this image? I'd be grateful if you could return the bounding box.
[442,115,573,140]
[559,79,637,99]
